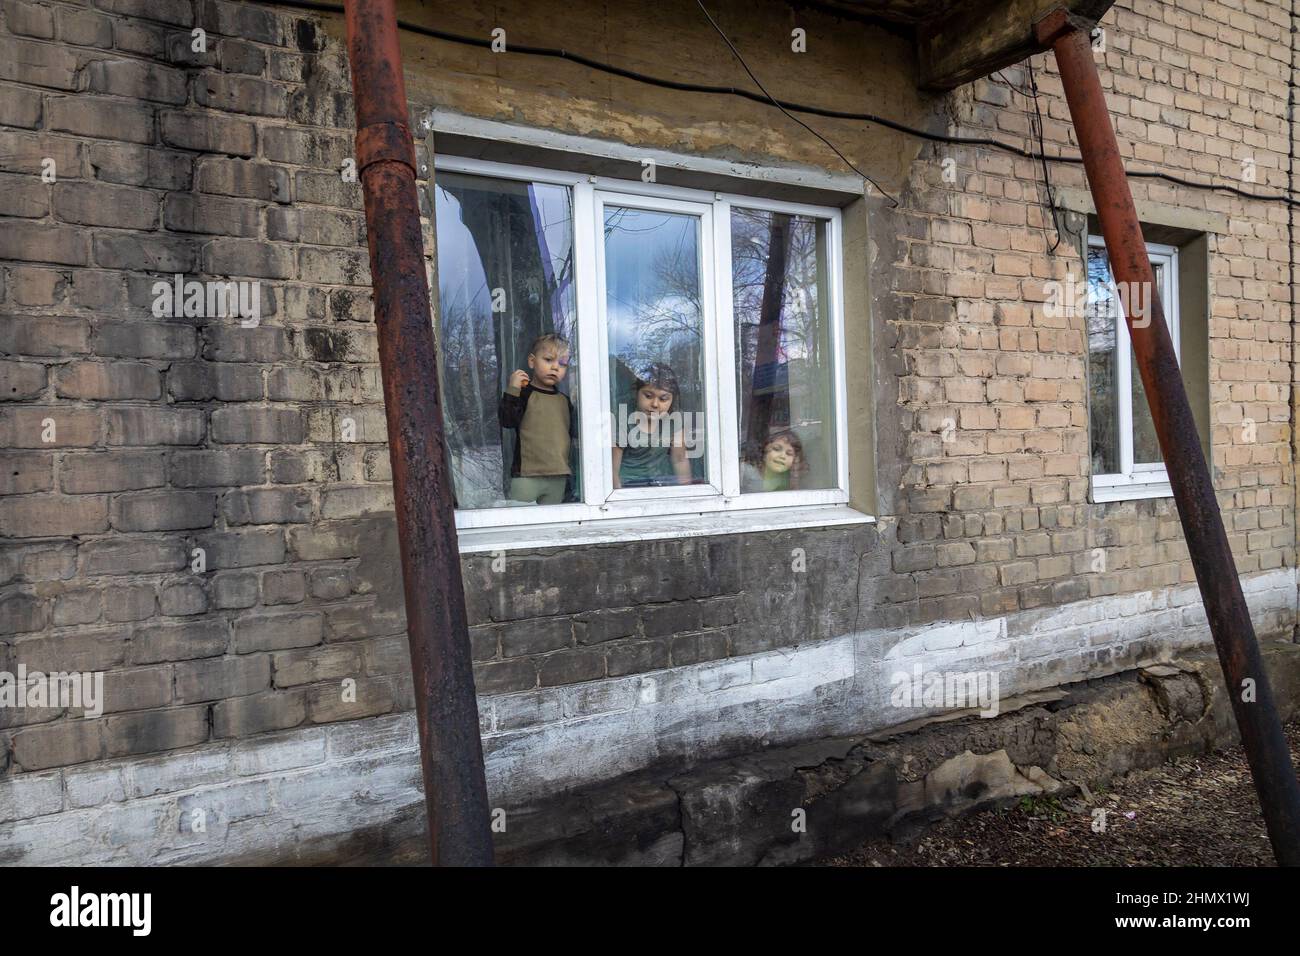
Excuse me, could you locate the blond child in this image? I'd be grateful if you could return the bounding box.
[498,333,576,504]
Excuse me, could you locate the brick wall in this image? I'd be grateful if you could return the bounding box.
[890,0,1297,616]
[0,0,1297,858]
[1,0,403,771]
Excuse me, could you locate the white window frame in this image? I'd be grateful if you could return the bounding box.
[431,155,851,533]
[1088,236,1180,503]
[592,189,725,505]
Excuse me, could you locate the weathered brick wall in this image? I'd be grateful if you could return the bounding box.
[1,0,1296,838]
[461,527,880,696]
[0,0,400,772]
[0,0,902,781]
[886,0,1297,622]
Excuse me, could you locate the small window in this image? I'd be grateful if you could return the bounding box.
[1085,235,1179,502]
[431,157,848,530]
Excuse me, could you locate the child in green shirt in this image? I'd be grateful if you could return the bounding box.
[612,363,693,489]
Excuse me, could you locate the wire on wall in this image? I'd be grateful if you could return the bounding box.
[693,0,899,206]
[259,0,1300,210]
[1026,61,1062,254]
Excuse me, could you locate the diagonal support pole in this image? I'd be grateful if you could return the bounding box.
[342,0,494,865]
[1035,8,1300,865]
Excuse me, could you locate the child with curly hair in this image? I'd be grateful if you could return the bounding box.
[740,429,805,493]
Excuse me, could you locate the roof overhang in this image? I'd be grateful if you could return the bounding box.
[791,0,1117,90]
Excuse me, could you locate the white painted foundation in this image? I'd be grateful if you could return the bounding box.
[2,568,1295,865]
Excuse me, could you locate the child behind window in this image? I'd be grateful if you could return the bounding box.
[498,333,576,505]
[612,363,693,489]
[740,429,805,493]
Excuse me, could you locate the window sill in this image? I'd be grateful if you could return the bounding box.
[454,503,875,553]
[1091,474,1173,503]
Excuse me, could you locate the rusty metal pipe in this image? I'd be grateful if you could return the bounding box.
[1036,8,1300,865]
[343,0,494,865]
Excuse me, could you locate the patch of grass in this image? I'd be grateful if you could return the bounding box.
[1016,794,1069,822]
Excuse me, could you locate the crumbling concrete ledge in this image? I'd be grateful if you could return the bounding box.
[486,641,1300,866]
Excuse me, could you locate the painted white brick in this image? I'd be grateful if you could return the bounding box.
[126,748,233,800]
[100,798,178,863]
[921,621,967,651]
[64,764,127,809]
[326,712,414,760]
[635,669,694,707]
[273,758,421,818]
[752,647,805,683]
[178,778,272,825]
[0,770,62,823]
[232,728,327,776]
[697,658,752,693]
[889,618,1008,660]
[493,688,564,731]
[962,618,1007,647]
[1021,627,1087,659]
[563,677,637,718]
[0,809,97,866]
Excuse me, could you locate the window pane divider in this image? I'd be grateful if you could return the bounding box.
[573,178,607,508]
[827,212,850,494]
[697,202,726,495]
[713,197,742,498]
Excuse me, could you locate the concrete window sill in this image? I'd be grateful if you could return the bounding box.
[455,504,875,553]
[1091,472,1174,503]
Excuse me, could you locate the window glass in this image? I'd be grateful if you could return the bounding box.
[1131,261,1165,466]
[430,161,849,523]
[1086,244,1120,475]
[731,208,835,493]
[434,173,578,509]
[603,205,709,489]
[1087,242,1176,479]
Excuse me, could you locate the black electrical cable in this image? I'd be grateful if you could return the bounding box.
[1027,61,1062,253]
[991,70,1035,98]
[260,0,1300,208]
[692,0,898,206]
[1287,0,1298,529]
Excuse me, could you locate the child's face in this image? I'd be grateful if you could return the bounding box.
[764,437,798,474]
[528,347,569,388]
[635,384,674,419]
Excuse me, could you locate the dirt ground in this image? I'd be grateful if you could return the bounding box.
[826,722,1300,867]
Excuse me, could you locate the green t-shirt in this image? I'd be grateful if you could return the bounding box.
[618,422,677,486]
[740,461,790,493]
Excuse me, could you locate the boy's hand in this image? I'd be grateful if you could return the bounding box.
[508,369,530,390]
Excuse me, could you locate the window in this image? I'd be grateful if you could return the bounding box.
[1085,235,1179,502]
[434,172,579,510]
[432,157,847,530]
